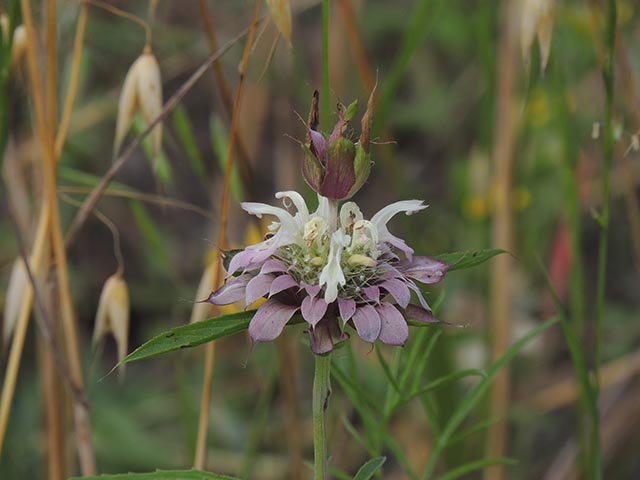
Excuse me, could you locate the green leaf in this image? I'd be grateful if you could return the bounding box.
[123,310,256,364]
[433,458,516,480]
[128,200,172,276]
[210,114,243,202]
[172,104,207,181]
[436,249,506,271]
[70,470,240,480]
[422,316,559,479]
[344,98,359,122]
[353,456,386,480]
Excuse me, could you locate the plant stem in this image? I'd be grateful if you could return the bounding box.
[485,1,517,479]
[321,0,330,131]
[193,0,262,470]
[593,0,616,478]
[313,353,332,480]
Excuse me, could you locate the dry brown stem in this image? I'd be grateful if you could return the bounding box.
[485,2,519,479]
[193,0,263,470]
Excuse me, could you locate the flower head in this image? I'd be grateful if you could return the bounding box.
[208,192,450,354]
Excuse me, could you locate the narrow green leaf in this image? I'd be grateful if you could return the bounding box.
[433,458,516,480]
[422,317,559,479]
[210,114,243,202]
[375,346,402,395]
[134,116,173,188]
[123,310,256,363]
[447,417,500,447]
[128,200,172,275]
[399,369,485,409]
[436,249,506,271]
[70,469,240,480]
[172,104,207,181]
[353,456,386,480]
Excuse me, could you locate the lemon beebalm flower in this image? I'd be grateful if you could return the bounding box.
[208,191,449,354]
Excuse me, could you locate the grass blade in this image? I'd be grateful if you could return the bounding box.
[421,316,559,479]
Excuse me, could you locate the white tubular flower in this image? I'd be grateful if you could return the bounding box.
[339,202,363,234]
[350,219,379,258]
[303,217,327,248]
[370,200,428,259]
[319,229,350,303]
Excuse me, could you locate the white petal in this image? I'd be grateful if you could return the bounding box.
[370,200,427,257]
[275,191,310,221]
[319,230,350,303]
[241,201,299,241]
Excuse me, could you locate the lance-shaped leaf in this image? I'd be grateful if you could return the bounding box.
[436,249,506,271]
[123,310,258,363]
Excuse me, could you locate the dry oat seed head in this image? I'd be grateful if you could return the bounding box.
[135,53,163,159]
[10,25,26,71]
[0,14,8,41]
[266,0,292,44]
[521,0,555,72]
[3,258,28,345]
[113,52,163,159]
[94,274,130,375]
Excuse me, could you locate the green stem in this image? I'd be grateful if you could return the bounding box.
[313,353,332,480]
[593,0,616,478]
[321,0,330,131]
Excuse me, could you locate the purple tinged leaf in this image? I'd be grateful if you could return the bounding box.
[380,278,411,308]
[227,248,257,276]
[399,256,450,284]
[406,281,432,312]
[403,304,439,324]
[309,129,328,164]
[321,137,356,200]
[303,282,322,297]
[377,302,409,346]
[245,274,275,305]
[363,285,380,303]
[308,318,349,355]
[351,304,381,343]
[301,295,329,327]
[338,297,356,323]
[261,259,288,274]
[207,275,251,305]
[269,274,299,296]
[249,299,299,343]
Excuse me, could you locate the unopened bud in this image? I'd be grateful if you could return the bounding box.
[301,89,375,200]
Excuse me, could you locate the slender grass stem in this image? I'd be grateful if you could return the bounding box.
[593,0,616,478]
[321,0,330,130]
[313,353,332,480]
[55,3,88,158]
